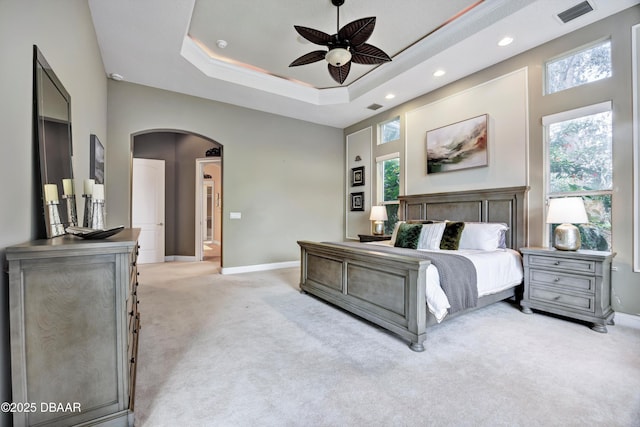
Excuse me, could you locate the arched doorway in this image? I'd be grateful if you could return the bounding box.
[132,130,223,267]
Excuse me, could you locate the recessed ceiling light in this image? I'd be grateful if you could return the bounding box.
[498,36,514,47]
[216,39,228,49]
[433,69,446,77]
[385,93,395,100]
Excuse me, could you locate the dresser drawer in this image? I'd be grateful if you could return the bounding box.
[529,269,595,293]
[530,285,594,313]
[528,255,596,274]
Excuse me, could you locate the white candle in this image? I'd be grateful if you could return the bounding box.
[44,184,59,202]
[92,184,104,200]
[84,179,95,195]
[63,179,74,196]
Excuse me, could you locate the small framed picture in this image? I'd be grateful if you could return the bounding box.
[351,166,365,187]
[350,192,364,211]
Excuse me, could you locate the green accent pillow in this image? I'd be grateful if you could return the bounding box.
[440,221,465,250]
[394,223,423,249]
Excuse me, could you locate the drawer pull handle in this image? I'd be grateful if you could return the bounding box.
[554,277,560,282]
[130,357,135,364]
[129,310,134,316]
[554,296,561,301]
[131,261,136,267]
[554,261,560,265]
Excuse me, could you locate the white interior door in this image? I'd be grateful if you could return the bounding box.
[132,158,165,264]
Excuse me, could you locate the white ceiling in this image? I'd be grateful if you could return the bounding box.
[88,0,639,128]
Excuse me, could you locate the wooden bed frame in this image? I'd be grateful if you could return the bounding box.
[298,186,528,351]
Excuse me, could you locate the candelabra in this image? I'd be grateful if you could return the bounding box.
[83,194,93,228]
[62,194,78,227]
[45,200,66,238]
[90,197,106,229]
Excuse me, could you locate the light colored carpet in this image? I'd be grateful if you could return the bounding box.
[134,262,640,427]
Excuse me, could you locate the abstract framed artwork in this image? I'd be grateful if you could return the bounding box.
[90,134,104,184]
[426,114,488,174]
[350,192,364,211]
[351,166,365,186]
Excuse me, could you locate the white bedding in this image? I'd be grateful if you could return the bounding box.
[368,242,523,322]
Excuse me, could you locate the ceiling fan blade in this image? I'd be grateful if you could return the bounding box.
[289,50,327,67]
[328,62,351,84]
[294,25,332,46]
[338,17,376,46]
[351,43,392,64]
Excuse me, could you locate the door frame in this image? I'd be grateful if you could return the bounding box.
[195,158,222,261]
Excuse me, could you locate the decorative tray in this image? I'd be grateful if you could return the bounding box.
[66,225,125,240]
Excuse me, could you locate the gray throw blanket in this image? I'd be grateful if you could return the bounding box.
[327,242,478,314]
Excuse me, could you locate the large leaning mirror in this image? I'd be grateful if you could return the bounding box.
[33,45,76,238]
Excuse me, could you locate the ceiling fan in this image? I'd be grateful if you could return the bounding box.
[289,0,391,85]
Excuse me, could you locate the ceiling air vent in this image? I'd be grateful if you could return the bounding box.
[557,1,593,23]
[367,103,383,111]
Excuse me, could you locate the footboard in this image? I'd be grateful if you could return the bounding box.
[298,240,431,351]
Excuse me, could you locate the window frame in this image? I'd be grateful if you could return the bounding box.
[377,116,401,145]
[542,101,613,249]
[543,38,612,95]
[376,152,400,234]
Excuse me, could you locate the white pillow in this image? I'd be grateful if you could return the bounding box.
[458,222,509,251]
[417,223,446,250]
[389,221,405,246]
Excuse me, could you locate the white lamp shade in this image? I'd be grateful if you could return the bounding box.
[546,197,588,224]
[369,206,388,221]
[325,48,352,67]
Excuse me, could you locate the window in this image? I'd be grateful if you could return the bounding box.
[378,117,400,145]
[376,153,400,234]
[544,102,612,250]
[545,39,611,95]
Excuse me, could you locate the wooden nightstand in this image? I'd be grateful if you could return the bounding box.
[520,247,616,332]
[358,234,391,243]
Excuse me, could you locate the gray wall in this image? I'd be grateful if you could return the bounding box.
[345,6,640,315]
[107,81,344,268]
[0,1,108,426]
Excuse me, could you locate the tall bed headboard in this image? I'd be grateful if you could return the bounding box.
[399,186,529,250]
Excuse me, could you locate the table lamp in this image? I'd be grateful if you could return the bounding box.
[370,206,388,235]
[546,197,588,250]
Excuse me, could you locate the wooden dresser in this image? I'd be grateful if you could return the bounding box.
[520,247,615,332]
[6,228,141,427]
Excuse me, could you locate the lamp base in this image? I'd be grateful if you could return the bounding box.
[554,223,581,251]
[373,221,384,235]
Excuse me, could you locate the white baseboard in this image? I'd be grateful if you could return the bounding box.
[220,260,298,275]
[615,312,640,330]
[164,256,198,262]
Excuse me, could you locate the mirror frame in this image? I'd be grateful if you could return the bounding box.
[33,45,75,238]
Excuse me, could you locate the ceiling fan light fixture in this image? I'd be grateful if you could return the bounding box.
[325,48,352,67]
[288,0,390,85]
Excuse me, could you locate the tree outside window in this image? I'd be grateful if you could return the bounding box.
[377,156,400,234]
[546,40,611,95]
[379,117,400,145]
[547,109,612,250]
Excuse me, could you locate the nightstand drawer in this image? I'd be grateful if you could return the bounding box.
[528,255,596,274]
[530,286,594,313]
[529,269,594,292]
